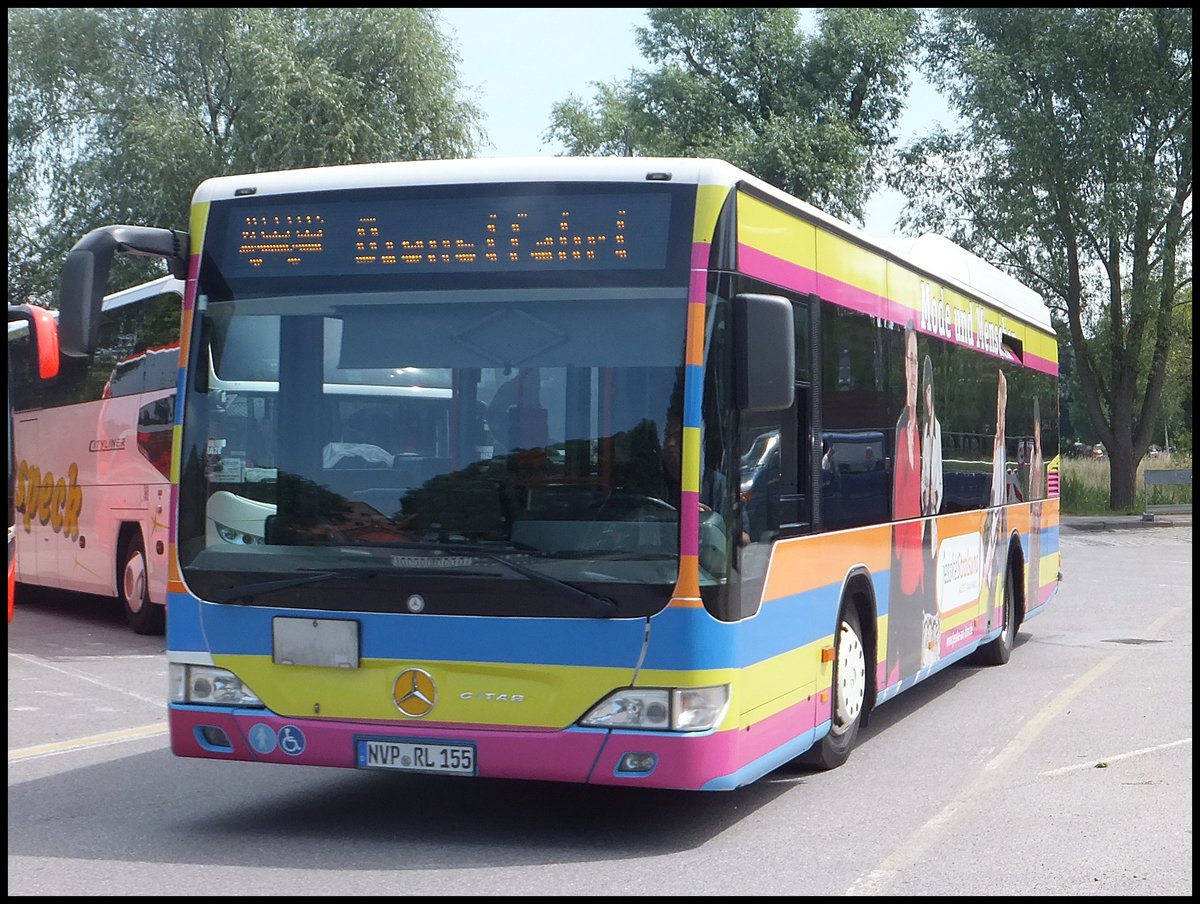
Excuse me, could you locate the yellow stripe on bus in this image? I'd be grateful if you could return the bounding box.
[736,194,817,270]
[693,184,730,245]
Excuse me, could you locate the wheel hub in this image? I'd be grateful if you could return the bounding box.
[124,554,147,614]
[833,620,866,734]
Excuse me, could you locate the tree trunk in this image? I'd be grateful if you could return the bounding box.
[1108,447,1138,512]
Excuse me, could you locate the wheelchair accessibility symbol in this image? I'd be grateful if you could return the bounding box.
[278,725,306,757]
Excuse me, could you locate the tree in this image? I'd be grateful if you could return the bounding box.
[890,8,1192,509]
[545,8,919,224]
[7,8,485,306]
[1155,289,1192,453]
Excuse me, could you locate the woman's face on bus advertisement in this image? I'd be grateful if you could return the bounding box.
[904,331,918,409]
[996,373,1007,432]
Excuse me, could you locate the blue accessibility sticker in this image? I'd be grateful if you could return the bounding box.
[248,722,277,754]
[278,725,306,757]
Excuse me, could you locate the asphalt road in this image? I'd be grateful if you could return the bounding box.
[8,516,1192,896]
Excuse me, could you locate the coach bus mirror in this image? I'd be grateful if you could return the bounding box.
[733,293,795,411]
[7,305,60,379]
[59,225,189,357]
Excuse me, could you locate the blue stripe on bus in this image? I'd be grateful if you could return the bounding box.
[166,592,205,651]
[169,533,1050,672]
[171,597,647,666]
[683,363,703,427]
[642,581,846,671]
[1028,524,1060,556]
[174,367,187,424]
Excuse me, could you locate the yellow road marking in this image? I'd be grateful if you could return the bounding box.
[8,723,168,763]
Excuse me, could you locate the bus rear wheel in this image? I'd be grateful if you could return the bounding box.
[120,533,164,635]
[976,566,1015,666]
[799,605,867,770]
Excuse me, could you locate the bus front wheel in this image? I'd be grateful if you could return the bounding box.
[120,533,164,636]
[800,604,867,770]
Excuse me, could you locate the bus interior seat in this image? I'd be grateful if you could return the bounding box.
[507,404,549,451]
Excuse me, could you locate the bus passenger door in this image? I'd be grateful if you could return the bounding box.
[11,410,47,584]
[7,324,50,587]
[776,298,815,536]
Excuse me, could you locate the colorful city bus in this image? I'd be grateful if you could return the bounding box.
[56,157,1059,790]
[8,304,62,621]
[9,276,184,633]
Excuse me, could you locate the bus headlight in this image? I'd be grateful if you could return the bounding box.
[213,521,264,545]
[672,685,731,731]
[579,685,730,732]
[170,663,263,707]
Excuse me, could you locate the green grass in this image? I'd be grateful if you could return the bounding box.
[1060,453,1193,515]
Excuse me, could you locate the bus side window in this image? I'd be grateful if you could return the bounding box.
[819,305,892,530]
[739,422,781,543]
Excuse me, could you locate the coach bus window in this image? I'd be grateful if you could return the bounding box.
[820,305,890,530]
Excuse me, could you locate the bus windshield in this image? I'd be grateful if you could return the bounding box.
[178,286,694,619]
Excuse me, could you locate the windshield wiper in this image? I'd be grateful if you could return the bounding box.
[549,549,677,561]
[477,550,618,616]
[209,570,346,604]
[387,540,618,616]
[206,544,618,616]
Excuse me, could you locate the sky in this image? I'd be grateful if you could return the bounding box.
[435,7,953,237]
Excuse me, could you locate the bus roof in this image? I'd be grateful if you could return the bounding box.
[8,275,184,341]
[192,156,1050,331]
[99,275,185,313]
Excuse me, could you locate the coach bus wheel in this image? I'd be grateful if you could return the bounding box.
[800,605,867,771]
[120,533,164,636]
[976,567,1015,666]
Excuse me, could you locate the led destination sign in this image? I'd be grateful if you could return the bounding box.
[223,191,674,279]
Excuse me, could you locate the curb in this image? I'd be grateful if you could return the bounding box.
[1060,514,1192,532]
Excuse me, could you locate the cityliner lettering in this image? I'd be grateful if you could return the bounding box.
[88,438,127,452]
[13,460,84,538]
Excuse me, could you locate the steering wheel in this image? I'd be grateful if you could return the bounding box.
[594,491,676,521]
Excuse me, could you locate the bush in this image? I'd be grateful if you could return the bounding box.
[1060,452,1192,515]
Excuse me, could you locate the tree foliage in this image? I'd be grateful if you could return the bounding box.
[1160,292,1193,452]
[545,7,919,224]
[8,8,485,305]
[890,8,1192,508]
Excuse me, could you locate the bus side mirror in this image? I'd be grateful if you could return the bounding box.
[59,248,105,358]
[7,304,60,379]
[734,293,795,411]
[59,225,188,357]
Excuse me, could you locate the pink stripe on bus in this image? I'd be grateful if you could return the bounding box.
[738,244,818,295]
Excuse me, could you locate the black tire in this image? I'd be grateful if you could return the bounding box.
[976,564,1015,666]
[120,533,164,635]
[799,605,868,770]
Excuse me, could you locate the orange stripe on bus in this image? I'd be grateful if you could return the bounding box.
[762,510,997,603]
[686,300,705,366]
[764,527,892,601]
[671,556,701,603]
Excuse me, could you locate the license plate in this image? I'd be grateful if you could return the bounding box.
[356,738,477,775]
[273,617,359,669]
